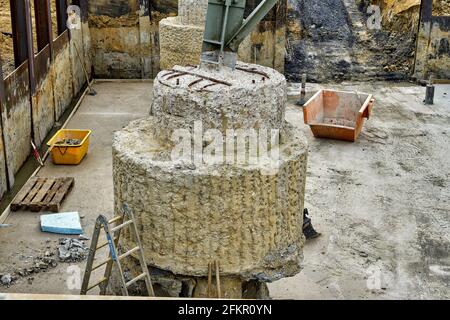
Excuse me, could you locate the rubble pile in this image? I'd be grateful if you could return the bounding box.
[57,238,89,262]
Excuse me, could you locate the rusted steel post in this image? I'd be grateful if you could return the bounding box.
[56,0,68,35]
[34,0,53,56]
[10,0,35,94]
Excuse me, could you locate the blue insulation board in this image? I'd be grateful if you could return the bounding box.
[40,212,83,235]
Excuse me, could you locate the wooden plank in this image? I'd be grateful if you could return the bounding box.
[10,177,39,211]
[21,178,46,205]
[30,178,56,211]
[48,177,74,212]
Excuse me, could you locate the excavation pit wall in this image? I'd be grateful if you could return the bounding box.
[0,26,92,199]
[112,63,308,298]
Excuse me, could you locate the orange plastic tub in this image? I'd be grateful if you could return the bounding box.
[47,129,91,165]
[303,89,374,142]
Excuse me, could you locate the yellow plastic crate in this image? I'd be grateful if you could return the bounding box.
[47,129,92,165]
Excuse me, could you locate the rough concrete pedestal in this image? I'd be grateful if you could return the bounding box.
[111,63,308,298]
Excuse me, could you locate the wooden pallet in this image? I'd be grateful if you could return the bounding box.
[11,177,75,212]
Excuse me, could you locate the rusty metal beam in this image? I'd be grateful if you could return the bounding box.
[56,0,68,35]
[34,0,53,53]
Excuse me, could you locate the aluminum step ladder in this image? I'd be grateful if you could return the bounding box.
[80,203,155,296]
